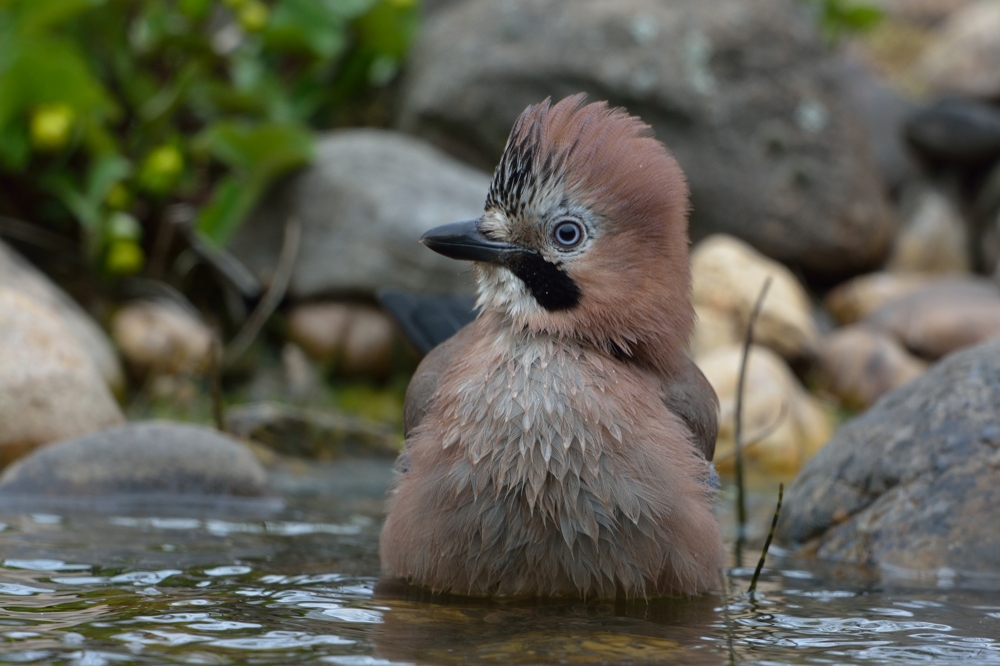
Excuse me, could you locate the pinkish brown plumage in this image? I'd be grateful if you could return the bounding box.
[380,94,724,598]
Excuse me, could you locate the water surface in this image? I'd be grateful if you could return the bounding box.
[1,459,998,665]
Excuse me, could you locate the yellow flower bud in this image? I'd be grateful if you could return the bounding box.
[30,103,75,152]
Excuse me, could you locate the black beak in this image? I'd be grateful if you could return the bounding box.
[419,220,525,265]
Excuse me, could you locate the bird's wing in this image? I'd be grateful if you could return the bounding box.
[377,289,477,355]
[660,355,719,462]
[403,322,479,437]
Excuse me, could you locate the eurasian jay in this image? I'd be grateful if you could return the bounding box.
[379,94,724,599]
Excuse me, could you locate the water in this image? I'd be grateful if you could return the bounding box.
[1,459,999,665]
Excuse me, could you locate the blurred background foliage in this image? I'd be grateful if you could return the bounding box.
[803,0,884,44]
[0,0,417,277]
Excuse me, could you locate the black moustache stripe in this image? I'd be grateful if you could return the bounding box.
[504,252,581,311]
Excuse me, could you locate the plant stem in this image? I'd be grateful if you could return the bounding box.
[749,482,784,596]
[734,276,773,553]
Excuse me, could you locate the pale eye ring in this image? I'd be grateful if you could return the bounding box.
[553,220,585,248]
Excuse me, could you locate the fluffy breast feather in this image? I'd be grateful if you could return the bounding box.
[380,319,724,598]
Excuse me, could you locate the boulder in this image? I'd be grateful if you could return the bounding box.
[904,97,1000,167]
[225,402,401,460]
[0,240,124,393]
[398,0,894,278]
[697,344,833,475]
[824,271,934,325]
[886,186,971,273]
[817,325,926,410]
[0,421,276,505]
[228,129,491,299]
[839,57,916,193]
[777,338,1000,573]
[915,1,1000,99]
[0,287,124,468]
[690,303,741,359]
[691,235,819,361]
[111,300,214,377]
[864,277,1000,359]
[286,301,398,379]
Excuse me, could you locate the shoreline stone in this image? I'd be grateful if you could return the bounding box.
[777,338,1000,573]
[0,287,124,468]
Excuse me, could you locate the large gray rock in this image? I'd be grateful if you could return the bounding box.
[228,129,491,299]
[397,0,894,278]
[839,58,916,193]
[0,239,124,393]
[0,287,124,468]
[0,421,276,502]
[777,338,1000,573]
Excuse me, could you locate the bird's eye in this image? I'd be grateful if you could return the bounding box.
[553,220,585,248]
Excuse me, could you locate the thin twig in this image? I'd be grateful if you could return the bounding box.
[223,216,300,366]
[734,276,773,548]
[748,482,784,596]
[148,204,191,279]
[719,567,740,666]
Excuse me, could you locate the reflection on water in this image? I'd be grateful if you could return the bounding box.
[1,461,999,665]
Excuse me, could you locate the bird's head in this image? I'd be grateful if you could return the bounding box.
[421,94,694,374]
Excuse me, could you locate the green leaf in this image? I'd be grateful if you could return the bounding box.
[0,117,30,169]
[197,119,314,183]
[265,0,348,59]
[194,121,313,246]
[42,171,94,229]
[85,153,131,207]
[838,4,883,31]
[353,0,418,60]
[324,0,380,20]
[194,175,259,247]
[0,37,116,140]
[12,0,103,37]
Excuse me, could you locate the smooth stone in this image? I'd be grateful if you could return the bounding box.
[0,239,124,393]
[691,235,820,361]
[0,287,124,468]
[777,338,1000,573]
[864,277,1000,359]
[824,271,934,325]
[398,0,894,278]
[0,421,279,513]
[225,402,401,460]
[690,303,741,359]
[697,344,833,475]
[887,186,971,273]
[904,97,1000,166]
[228,129,490,299]
[818,324,927,410]
[111,300,214,377]
[286,301,398,379]
[916,1,1000,99]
